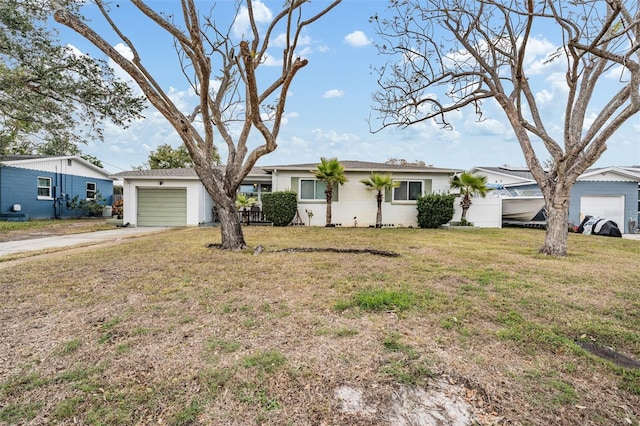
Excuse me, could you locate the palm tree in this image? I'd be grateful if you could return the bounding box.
[449,172,491,224]
[312,157,348,226]
[360,173,399,228]
[235,193,257,225]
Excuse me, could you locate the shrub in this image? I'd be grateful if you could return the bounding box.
[112,199,124,217]
[261,191,297,226]
[66,191,107,217]
[416,194,456,228]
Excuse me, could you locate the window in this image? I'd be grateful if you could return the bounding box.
[260,183,272,194]
[300,179,327,200]
[37,177,52,199]
[393,181,423,201]
[239,182,272,201]
[86,182,97,200]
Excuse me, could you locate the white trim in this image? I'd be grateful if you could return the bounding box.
[37,176,52,199]
[86,181,97,200]
[393,180,422,202]
[299,178,327,201]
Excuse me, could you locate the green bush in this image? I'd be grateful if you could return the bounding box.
[66,191,107,217]
[416,194,456,228]
[261,191,297,226]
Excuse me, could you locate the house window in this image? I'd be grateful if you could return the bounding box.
[300,179,327,200]
[37,177,52,199]
[393,181,422,201]
[239,183,272,201]
[86,182,97,200]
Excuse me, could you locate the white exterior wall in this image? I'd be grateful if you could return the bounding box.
[579,171,635,182]
[452,197,502,228]
[474,170,530,186]
[122,178,212,226]
[273,170,454,227]
[7,157,111,180]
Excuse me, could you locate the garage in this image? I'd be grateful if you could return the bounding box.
[580,195,625,229]
[137,188,187,226]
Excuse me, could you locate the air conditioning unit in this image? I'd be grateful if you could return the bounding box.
[12,204,21,212]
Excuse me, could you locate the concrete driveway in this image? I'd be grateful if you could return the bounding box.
[0,227,171,257]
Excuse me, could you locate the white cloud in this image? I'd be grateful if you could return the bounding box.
[113,42,134,60]
[523,37,562,76]
[273,33,312,48]
[322,89,344,99]
[312,129,359,144]
[344,30,372,48]
[262,52,283,67]
[232,1,273,39]
[535,89,554,105]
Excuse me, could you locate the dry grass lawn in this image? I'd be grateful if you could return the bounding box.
[0,226,639,425]
[0,219,115,242]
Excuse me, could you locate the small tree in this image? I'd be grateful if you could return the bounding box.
[360,173,399,228]
[312,157,348,226]
[235,193,257,226]
[449,172,491,225]
[147,144,195,169]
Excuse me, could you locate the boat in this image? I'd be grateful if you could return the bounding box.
[501,197,546,221]
[488,184,546,222]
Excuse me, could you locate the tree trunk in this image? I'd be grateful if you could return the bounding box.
[460,195,471,222]
[325,188,333,226]
[539,195,570,256]
[376,191,383,228]
[216,199,247,250]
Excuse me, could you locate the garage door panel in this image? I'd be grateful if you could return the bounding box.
[580,195,624,229]
[137,188,187,226]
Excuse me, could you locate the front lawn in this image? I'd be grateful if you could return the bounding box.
[0,218,114,242]
[0,227,638,425]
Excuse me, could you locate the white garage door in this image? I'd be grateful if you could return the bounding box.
[137,188,187,226]
[580,195,625,229]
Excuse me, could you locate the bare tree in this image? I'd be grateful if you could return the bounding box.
[51,0,341,250]
[370,0,640,256]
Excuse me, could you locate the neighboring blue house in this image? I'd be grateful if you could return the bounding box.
[0,155,114,220]
[471,166,640,233]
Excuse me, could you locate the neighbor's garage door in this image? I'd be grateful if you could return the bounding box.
[580,195,625,228]
[137,188,187,226]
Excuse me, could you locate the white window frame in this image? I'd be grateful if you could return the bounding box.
[393,180,423,202]
[37,177,52,200]
[86,182,97,200]
[299,179,328,201]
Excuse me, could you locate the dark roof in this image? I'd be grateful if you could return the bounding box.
[111,168,199,178]
[261,160,461,173]
[478,165,640,182]
[112,161,461,179]
[111,167,269,179]
[1,154,52,162]
[475,166,535,180]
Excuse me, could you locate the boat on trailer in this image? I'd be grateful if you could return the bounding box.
[488,185,546,222]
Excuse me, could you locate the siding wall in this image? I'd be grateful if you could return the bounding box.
[122,178,211,226]
[570,181,638,233]
[272,170,453,227]
[0,166,113,219]
[452,197,503,228]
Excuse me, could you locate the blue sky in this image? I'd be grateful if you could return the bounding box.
[55,1,640,173]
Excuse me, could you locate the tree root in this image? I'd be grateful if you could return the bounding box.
[272,247,400,257]
[206,244,400,257]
